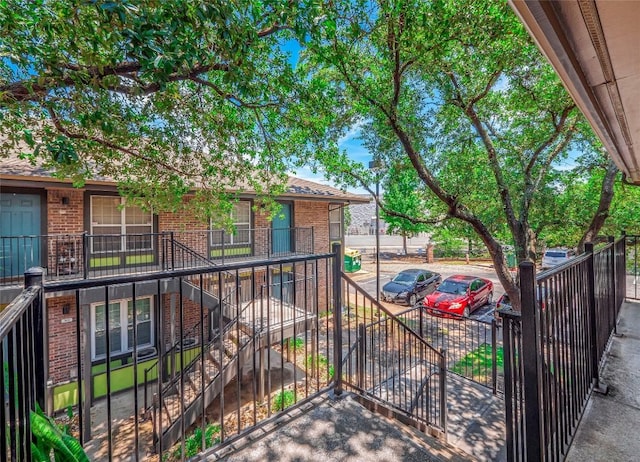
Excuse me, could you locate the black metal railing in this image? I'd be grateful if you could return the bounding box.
[0,227,315,286]
[0,268,46,461]
[500,236,626,462]
[397,306,500,393]
[624,234,640,300]
[19,250,336,462]
[340,275,447,436]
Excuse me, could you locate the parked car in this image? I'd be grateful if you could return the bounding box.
[381,269,442,306]
[423,275,493,317]
[541,248,576,270]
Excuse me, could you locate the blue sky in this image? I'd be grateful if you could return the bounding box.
[292,122,373,195]
[281,39,373,193]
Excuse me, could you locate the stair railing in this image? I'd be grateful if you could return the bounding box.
[341,273,448,437]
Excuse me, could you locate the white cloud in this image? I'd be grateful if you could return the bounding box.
[338,120,366,146]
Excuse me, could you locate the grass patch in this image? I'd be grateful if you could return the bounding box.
[451,343,503,382]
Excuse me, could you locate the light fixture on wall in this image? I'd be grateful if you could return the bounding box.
[61,197,70,205]
[62,304,70,314]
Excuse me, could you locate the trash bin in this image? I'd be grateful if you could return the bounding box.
[506,253,517,269]
[344,248,362,273]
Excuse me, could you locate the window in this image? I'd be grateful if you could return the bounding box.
[211,201,251,246]
[90,196,153,253]
[470,280,484,291]
[91,297,154,360]
[417,273,426,282]
[329,205,342,241]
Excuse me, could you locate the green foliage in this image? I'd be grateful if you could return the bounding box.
[271,389,296,412]
[0,0,335,221]
[169,423,221,460]
[284,337,305,352]
[380,162,430,238]
[306,353,335,380]
[30,403,89,462]
[304,0,616,301]
[451,344,504,382]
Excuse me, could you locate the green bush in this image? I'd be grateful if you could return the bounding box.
[284,337,305,351]
[170,423,221,460]
[272,390,296,412]
[306,354,335,379]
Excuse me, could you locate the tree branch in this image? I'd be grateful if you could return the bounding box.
[524,104,576,176]
[46,107,191,178]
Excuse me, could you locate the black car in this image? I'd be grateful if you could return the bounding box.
[381,269,442,306]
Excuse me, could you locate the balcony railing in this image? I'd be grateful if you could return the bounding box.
[0,227,314,285]
[499,236,627,462]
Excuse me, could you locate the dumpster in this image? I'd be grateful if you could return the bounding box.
[344,248,362,273]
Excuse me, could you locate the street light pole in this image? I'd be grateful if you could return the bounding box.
[369,159,384,304]
[375,178,380,303]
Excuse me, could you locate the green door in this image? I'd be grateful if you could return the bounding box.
[0,193,42,277]
[272,203,292,255]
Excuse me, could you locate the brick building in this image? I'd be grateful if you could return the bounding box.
[0,156,367,409]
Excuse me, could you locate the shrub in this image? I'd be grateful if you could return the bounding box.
[271,390,296,412]
[284,337,305,351]
[170,423,221,460]
[306,354,335,379]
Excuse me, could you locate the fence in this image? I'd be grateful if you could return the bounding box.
[340,276,447,437]
[0,228,314,285]
[397,306,500,392]
[500,237,625,462]
[0,269,46,461]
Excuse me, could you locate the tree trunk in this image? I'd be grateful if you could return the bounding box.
[577,160,618,253]
[402,233,408,255]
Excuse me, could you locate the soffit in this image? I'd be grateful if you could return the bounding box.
[510,0,640,183]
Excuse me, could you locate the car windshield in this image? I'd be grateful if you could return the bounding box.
[392,272,417,285]
[437,280,469,295]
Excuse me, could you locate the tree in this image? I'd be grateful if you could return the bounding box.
[307,0,603,309]
[0,0,335,224]
[379,162,430,254]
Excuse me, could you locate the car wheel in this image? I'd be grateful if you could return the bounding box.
[486,292,493,306]
[409,294,417,306]
[463,306,470,318]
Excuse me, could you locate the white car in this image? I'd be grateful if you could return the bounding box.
[541,248,576,269]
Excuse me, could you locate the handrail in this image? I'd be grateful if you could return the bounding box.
[342,272,443,357]
[143,288,236,410]
[165,235,214,269]
[0,285,40,338]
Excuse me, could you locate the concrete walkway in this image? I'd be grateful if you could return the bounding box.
[202,379,506,462]
[205,393,474,462]
[566,300,640,461]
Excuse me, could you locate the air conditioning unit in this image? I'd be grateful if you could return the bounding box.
[175,337,197,350]
[136,346,157,360]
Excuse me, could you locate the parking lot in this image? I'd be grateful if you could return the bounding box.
[346,253,507,323]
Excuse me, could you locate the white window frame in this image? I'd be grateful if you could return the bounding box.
[210,200,252,246]
[329,205,343,241]
[90,196,154,253]
[90,296,155,361]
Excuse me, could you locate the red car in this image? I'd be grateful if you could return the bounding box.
[423,275,494,317]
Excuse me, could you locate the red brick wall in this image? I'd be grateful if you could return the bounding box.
[46,189,84,235]
[294,201,331,311]
[158,197,210,258]
[294,201,330,253]
[46,294,80,384]
[161,293,210,347]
